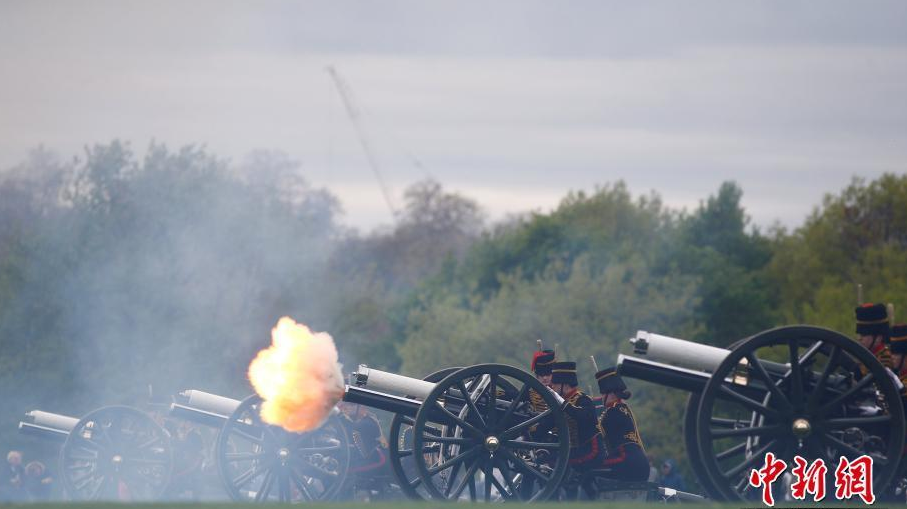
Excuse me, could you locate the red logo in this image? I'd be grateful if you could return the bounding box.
[790,456,827,501]
[749,452,787,506]
[750,454,874,506]
[834,455,875,504]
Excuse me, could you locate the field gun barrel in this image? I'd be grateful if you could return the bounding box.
[617,354,774,400]
[342,386,423,416]
[631,330,790,375]
[169,389,241,427]
[18,410,78,442]
[617,354,711,393]
[347,365,533,420]
[623,330,854,398]
[351,364,436,399]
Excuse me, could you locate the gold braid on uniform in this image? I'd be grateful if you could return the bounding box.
[860,345,893,375]
[620,404,646,451]
[528,388,549,413]
[879,346,893,369]
[564,392,583,447]
[352,430,366,458]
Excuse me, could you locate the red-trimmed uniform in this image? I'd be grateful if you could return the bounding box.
[856,303,893,374]
[534,362,604,470]
[594,368,649,482]
[529,349,556,414]
[341,411,387,474]
[886,323,907,492]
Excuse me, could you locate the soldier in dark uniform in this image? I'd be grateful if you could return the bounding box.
[545,362,604,471]
[856,303,893,373]
[529,349,556,413]
[338,401,388,500]
[533,362,603,499]
[884,324,907,500]
[890,324,907,377]
[520,348,557,499]
[887,324,907,427]
[593,367,649,482]
[338,402,387,475]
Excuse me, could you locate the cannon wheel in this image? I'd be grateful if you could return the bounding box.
[696,325,905,501]
[60,405,173,501]
[215,394,351,502]
[412,363,570,502]
[388,366,461,500]
[683,337,748,497]
[388,367,523,500]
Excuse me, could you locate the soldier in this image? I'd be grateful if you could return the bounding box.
[593,367,649,482]
[338,401,388,496]
[537,362,603,499]
[889,324,907,397]
[167,422,205,500]
[546,362,603,470]
[885,324,907,501]
[529,349,556,413]
[520,348,557,499]
[856,302,893,372]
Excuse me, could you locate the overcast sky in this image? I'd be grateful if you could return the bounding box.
[1,1,905,230]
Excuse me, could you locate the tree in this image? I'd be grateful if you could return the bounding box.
[675,182,775,345]
[769,174,907,332]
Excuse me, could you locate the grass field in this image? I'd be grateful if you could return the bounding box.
[0,505,726,509]
[0,504,846,509]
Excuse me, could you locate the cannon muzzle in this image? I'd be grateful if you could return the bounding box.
[170,389,241,427]
[18,410,78,442]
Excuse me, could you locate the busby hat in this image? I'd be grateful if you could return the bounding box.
[595,367,628,395]
[856,303,889,337]
[550,361,578,386]
[890,324,907,355]
[531,349,556,375]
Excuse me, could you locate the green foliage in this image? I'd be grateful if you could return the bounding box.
[673,182,776,346]
[0,142,341,453]
[2,140,906,492]
[770,174,907,331]
[458,183,668,297]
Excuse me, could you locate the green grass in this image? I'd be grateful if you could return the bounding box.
[0,504,839,509]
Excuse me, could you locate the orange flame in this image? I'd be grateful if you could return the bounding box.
[248,317,345,432]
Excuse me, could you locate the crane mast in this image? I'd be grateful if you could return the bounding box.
[325,66,397,216]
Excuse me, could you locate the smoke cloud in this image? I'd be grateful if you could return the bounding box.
[248,317,344,432]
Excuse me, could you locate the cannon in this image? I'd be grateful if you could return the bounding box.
[18,406,174,501]
[617,325,906,501]
[345,363,571,502]
[173,363,570,503]
[170,389,352,502]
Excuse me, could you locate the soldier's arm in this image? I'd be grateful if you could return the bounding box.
[561,395,596,423]
[360,416,382,449]
[600,407,633,465]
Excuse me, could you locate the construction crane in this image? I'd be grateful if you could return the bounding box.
[325,66,397,216]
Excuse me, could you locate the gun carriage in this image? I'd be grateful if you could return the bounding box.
[617,325,905,501]
[17,363,566,503]
[170,389,352,502]
[18,406,174,501]
[171,363,571,502]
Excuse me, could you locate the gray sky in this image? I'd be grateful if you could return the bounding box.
[1,1,906,230]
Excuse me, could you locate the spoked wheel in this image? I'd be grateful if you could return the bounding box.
[696,325,905,501]
[60,406,173,501]
[412,364,569,502]
[216,394,350,502]
[389,367,460,500]
[683,337,747,497]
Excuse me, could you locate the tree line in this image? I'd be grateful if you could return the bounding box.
[1,141,905,485]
